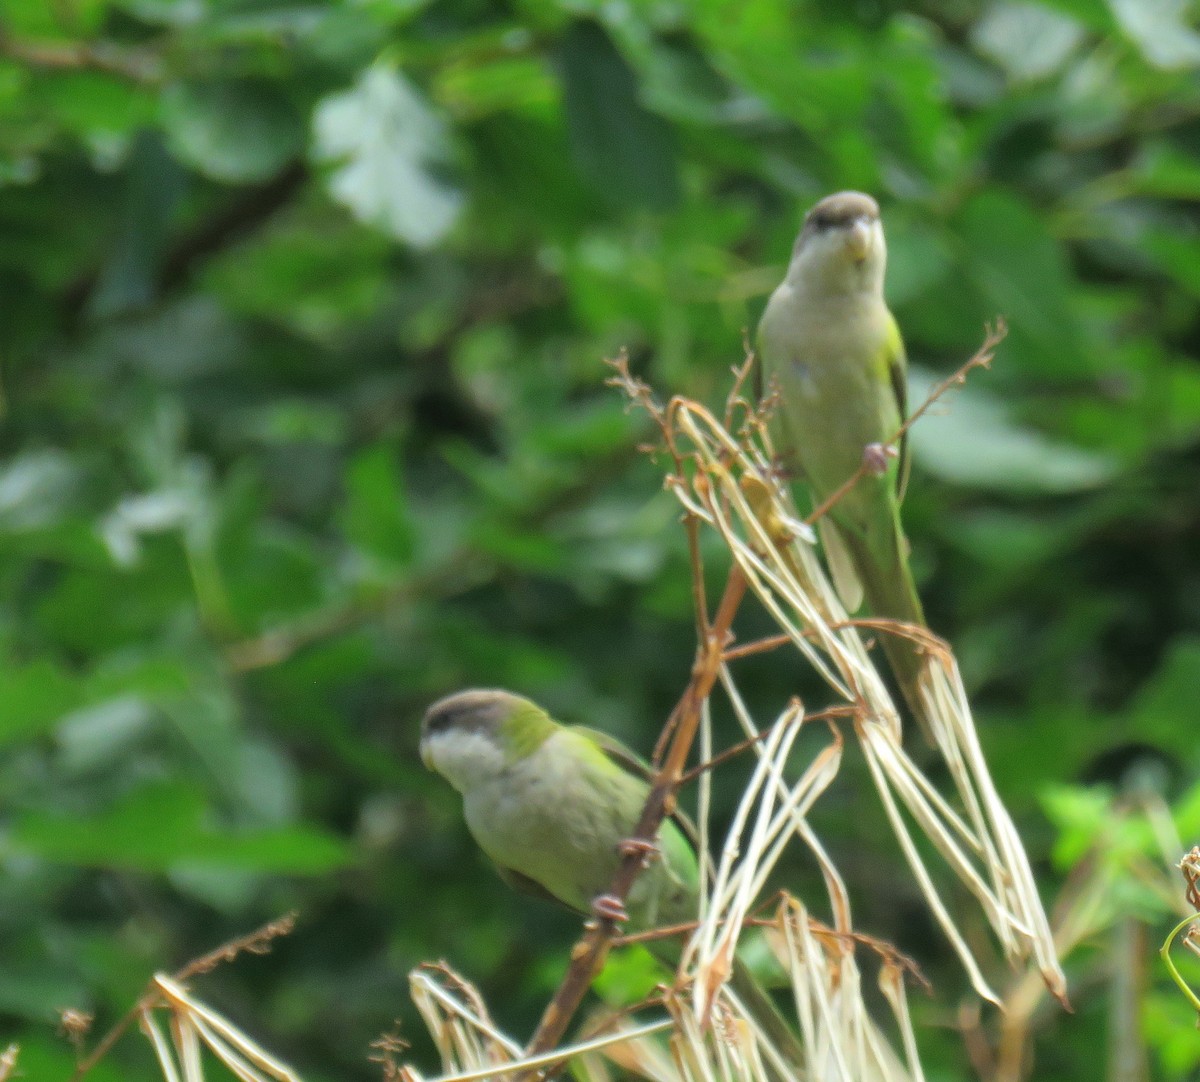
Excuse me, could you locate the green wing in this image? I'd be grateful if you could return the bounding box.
[885,311,911,502]
[495,863,573,909]
[570,725,654,781]
[569,725,704,857]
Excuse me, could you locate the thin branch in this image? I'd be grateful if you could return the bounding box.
[677,704,856,786]
[1161,847,1200,1015]
[69,912,298,1081]
[721,633,793,662]
[175,912,297,980]
[61,161,308,325]
[0,32,162,81]
[806,319,1006,528]
[722,342,759,434]
[224,549,489,671]
[518,565,748,1074]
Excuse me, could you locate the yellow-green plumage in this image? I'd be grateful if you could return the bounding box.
[419,688,805,1070]
[757,191,933,742]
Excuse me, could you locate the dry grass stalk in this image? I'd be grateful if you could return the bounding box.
[68,912,300,1082]
[963,790,1193,1080]
[658,345,1065,1009]
[139,974,301,1082]
[399,332,1064,1082]
[406,964,675,1081]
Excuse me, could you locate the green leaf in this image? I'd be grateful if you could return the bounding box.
[222,525,327,628]
[0,450,81,531]
[1107,0,1200,69]
[1143,228,1200,296]
[1028,0,1119,32]
[340,443,417,569]
[12,780,352,873]
[88,134,185,319]
[908,366,1119,492]
[970,2,1086,81]
[591,944,666,1003]
[34,71,154,139]
[557,20,680,210]
[1041,784,1118,868]
[957,190,1092,376]
[435,54,557,120]
[202,210,392,340]
[113,0,204,27]
[1130,141,1200,199]
[312,64,463,247]
[1128,636,1200,754]
[1173,779,1200,839]
[56,695,157,774]
[0,0,109,35]
[0,659,81,749]
[99,488,195,567]
[1145,989,1200,1073]
[161,78,303,183]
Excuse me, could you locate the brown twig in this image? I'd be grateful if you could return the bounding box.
[720,633,793,662]
[613,903,932,1000]
[69,912,298,1081]
[677,704,856,786]
[60,161,309,324]
[651,511,705,767]
[800,913,932,995]
[1181,846,1200,911]
[517,565,748,1075]
[174,911,297,980]
[0,32,162,81]
[224,548,490,671]
[368,1021,409,1082]
[722,341,759,434]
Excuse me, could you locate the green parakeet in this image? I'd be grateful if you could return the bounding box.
[757,191,932,742]
[419,688,804,1069]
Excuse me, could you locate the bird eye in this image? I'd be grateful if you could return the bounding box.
[422,706,458,736]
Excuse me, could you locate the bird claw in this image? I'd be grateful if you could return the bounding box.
[591,894,630,924]
[862,442,897,476]
[617,837,659,864]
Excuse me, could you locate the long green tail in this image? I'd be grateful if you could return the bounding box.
[649,935,802,1076]
[837,509,936,745]
[729,957,805,1076]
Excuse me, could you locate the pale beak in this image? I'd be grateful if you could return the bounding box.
[846,217,873,261]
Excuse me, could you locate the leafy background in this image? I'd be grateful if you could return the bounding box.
[2,0,1200,1078]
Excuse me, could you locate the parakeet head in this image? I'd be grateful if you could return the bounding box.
[420,688,554,791]
[787,190,885,295]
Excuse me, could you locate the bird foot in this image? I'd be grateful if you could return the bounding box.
[617,837,659,865]
[590,894,630,924]
[861,441,897,476]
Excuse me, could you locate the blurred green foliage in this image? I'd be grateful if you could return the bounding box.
[2,0,1200,1078]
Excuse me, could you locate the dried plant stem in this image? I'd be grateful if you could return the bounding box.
[677,704,856,786]
[69,912,297,1081]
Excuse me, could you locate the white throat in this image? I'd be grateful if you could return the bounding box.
[787,220,886,297]
[421,729,508,793]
